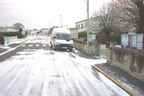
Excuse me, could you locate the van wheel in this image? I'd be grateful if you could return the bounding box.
[69,48,73,52]
[54,48,57,51]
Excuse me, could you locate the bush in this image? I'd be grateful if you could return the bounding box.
[78,31,87,38]
[113,47,144,73]
[96,31,108,44]
[0,34,4,45]
[1,32,18,37]
[17,32,23,38]
[110,32,121,44]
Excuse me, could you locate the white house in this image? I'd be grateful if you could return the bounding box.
[76,19,88,33]
[75,17,100,42]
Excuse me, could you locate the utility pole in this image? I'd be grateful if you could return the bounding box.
[86,0,89,46]
[87,0,89,20]
[59,14,63,28]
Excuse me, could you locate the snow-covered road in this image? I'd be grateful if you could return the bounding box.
[0,36,130,96]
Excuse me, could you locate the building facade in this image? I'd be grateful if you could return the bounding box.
[76,19,87,34]
[75,17,100,43]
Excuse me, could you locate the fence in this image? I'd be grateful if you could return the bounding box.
[4,36,17,46]
[74,40,97,56]
[112,47,144,81]
[74,39,111,60]
[74,39,144,81]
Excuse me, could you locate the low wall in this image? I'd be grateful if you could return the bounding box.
[74,40,111,59]
[112,47,144,81]
[4,36,17,46]
[74,40,97,56]
[0,44,22,62]
[74,40,144,81]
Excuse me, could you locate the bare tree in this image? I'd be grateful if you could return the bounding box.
[112,0,144,72]
[114,0,144,33]
[13,23,25,30]
[94,0,144,45]
[89,0,144,47]
[97,2,115,47]
[13,23,25,38]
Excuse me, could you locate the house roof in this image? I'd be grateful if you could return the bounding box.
[75,16,100,24]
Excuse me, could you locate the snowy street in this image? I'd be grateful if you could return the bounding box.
[0,36,129,96]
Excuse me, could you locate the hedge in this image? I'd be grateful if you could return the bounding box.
[78,31,87,38]
[0,32,18,37]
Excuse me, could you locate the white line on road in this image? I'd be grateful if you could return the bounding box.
[0,39,28,56]
[28,44,33,47]
[35,44,40,47]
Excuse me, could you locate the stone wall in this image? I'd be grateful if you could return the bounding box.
[4,36,17,46]
[74,40,111,59]
[112,47,144,81]
[74,40,144,81]
[74,39,100,57]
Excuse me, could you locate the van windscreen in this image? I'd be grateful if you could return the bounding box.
[56,33,72,40]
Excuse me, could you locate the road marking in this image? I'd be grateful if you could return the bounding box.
[0,39,28,56]
[28,44,33,47]
[22,44,26,47]
[35,44,40,47]
[43,44,47,47]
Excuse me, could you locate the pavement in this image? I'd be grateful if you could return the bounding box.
[0,35,130,96]
[93,64,144,96]
[0,48,7,54]
[0,37,27,53]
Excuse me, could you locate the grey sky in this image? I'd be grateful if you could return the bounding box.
[0,0,110,29]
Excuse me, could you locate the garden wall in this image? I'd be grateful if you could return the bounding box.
[112,47,144,81]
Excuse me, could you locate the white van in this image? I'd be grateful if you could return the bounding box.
[50,28,73,51]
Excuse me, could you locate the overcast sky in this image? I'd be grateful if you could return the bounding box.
[0,0,110,29]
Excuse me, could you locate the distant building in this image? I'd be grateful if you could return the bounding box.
[0,26,18,33]
[75,17,100,42]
